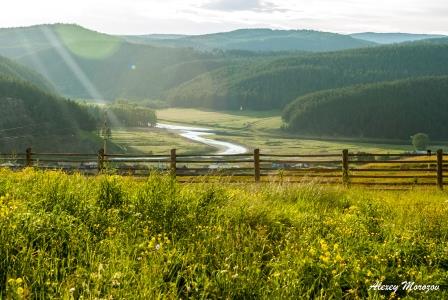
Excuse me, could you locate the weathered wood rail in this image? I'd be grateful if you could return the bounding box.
[0,148,446,189]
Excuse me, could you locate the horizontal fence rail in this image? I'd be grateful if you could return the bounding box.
[0,148,446,189]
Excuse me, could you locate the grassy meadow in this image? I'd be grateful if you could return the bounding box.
[110,128,215,155]
[156,108,448,155]
[1,168,448,299]
[102,109,448,156]
[157,108,283,131]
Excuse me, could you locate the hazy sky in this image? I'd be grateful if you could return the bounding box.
[1,0,447,35]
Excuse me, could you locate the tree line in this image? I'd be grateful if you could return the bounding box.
[83,101,157,128]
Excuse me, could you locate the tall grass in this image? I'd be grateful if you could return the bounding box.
[0,168,447,299]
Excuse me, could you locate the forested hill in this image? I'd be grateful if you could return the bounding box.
[165,42,448,110]
[282,76,448,140]
[0,76,99,153]
[123,29,376,52]
[0,55,54,92]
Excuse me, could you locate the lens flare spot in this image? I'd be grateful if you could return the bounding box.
[55,24,121,59]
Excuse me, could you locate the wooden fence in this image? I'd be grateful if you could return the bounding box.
[0,148,446,189]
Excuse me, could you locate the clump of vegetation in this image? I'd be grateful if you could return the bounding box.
[0,169,447,298]
[412,133,430,151]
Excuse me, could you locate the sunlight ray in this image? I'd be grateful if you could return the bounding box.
[39,25,122,128]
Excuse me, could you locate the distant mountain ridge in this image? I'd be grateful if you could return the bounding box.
[123,29,448,51]
[123,28,376,52]
[350,32,446,44]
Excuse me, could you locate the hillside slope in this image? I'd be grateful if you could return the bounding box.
[0,55,53,92]
[0,75,99,152]
[0,24,246,100]
[282,76,448,140]
[166,42,448,110]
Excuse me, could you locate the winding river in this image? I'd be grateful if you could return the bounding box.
[156,123,247,155]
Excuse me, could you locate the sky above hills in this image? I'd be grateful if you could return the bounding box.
[1,0,447,35]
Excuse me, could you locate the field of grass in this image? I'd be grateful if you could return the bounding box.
[109,127,215,155]
[1,168,447,299]
[156,109,448,155]
[157,108,283,131]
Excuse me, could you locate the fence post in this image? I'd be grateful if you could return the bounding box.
[170,149,177,177]
[26,147,32,167]
[427,149,432,170]
[254,148,260,182]
[437,149,443,190]
[97,148,105,174]
[342,149,349,185]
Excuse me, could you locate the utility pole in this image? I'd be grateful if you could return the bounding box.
[101,111,111,155]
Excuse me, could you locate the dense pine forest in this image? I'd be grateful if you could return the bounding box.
[282,76,448,139]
